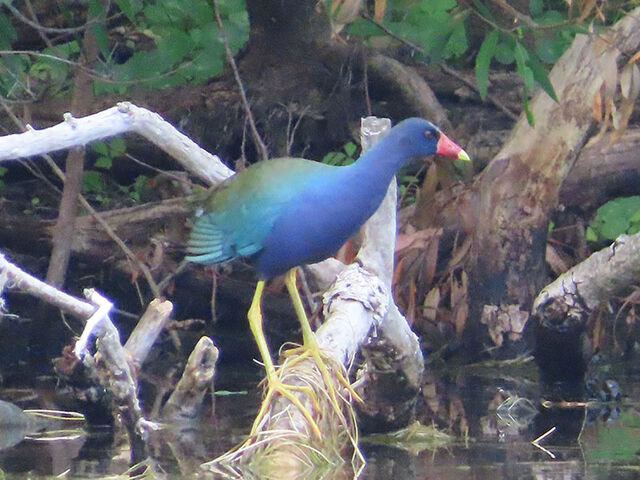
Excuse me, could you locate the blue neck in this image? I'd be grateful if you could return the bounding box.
[345,132,414,193]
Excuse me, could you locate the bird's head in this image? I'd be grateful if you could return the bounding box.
[393,117,470,163]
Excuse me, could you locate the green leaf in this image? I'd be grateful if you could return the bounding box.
[535,36,566,63]
[472,0,497,22]
[0,11,17,49]
[91,141,109,156]
[475,30,499,100]
[536,10,564,24]
[514,41,534,92]
[115,0,143,21]
[523,96,534,126]
[589,196,640,242]
[529,0,544,18]
[157,28,194,64]
[83,170,106,193]
[88,1,109,57]
[629,208,640,223]
[527,53,558,102]
[215,390,248,396]
[109,137,127,156]
[94,156,112,169]
[494,40,515,65]
[343,142,357,157]
[444,21,468,58]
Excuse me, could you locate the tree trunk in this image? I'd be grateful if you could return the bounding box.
[467,7,640,356]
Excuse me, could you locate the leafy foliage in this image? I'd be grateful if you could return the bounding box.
[348,1,609,124]
[91,138,127,170]
[586,196,640,244]
[85,138,149,205]
[322,141,358,166]
[350,0,468,62]
[0,0,249,99]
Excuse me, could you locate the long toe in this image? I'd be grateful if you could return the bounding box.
[251,377,322,439]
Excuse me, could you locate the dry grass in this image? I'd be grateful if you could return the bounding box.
[202,349,364,479]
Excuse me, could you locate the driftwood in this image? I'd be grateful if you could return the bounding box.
[0,102,233,185]
[0,251,220,460]
[531,231,640,384]
[534,232,640,325]
[161,336,219,421]
[0,254,153,460]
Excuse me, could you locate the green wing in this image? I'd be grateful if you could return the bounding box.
[186,158,334,265]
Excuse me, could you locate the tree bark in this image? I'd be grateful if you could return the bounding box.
[466,7,640,355]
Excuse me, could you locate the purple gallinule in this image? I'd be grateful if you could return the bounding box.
[186,118,469,436]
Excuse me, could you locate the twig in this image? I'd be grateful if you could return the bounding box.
[0,252,95,319]
[438,64,519,121]
[6,1,107,35]
[23,0,55,49]
[212,0,269,162]
[75,290,113,357]
[491,0,539,28]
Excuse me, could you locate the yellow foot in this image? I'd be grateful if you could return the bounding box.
[282,345,364,407]
[250,377,322,439]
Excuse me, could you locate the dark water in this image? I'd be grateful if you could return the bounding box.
[1,361,638,480]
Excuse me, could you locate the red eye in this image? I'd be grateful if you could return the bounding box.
[424,130,435,139]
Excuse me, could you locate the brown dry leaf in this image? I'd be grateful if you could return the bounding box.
[335,238,356,264]
[592,309,603,351]
[545,243,570,275]
[577,0,596,21]
[610,97,634,143]
[629,49,640,64]
[480,305,529,346]
[423,287,440,322]
[453,299,468,336]
[423,230,442,287]
[451,271,468,335]
[395,227,442,252]
[407,278,417,324]
[392,255,405,289]
[330,0,363,24]
[626,312,636,326]
[448,397,467,434]
[448,235,472,270]
[421,161,438,200]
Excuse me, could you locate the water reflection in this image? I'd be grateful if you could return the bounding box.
[0,366,639,479]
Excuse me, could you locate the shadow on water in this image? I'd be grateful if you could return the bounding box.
[1,358,639,480]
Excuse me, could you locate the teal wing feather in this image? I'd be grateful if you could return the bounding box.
[186,158,334,265]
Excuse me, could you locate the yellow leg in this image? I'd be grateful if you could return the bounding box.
[248,280,321,438]
[284,269,363,408]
